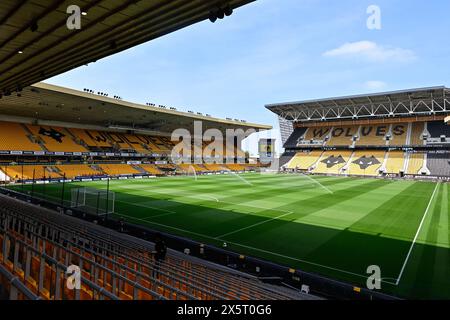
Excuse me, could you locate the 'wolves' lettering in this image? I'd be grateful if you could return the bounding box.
[313,128,330,138]
[376,126,387,136]
[331,127,353,137]
[392,125,405,136]
[360,126,373,136]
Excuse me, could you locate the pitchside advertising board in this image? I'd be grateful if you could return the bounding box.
[259,138,275,164]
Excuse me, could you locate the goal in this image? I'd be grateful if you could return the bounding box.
[70,187,115,216]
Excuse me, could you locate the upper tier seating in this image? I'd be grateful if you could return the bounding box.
[68,129,113,148]
[355,125,388,146]
[0,122,41,151]
[326,126,358,146]
[346,150,385,176]
[410,122,424,146]
[284,128,307,148]
[388,124,408,146]
[287,151,323,170]
[0,194,305,300]
[313,151,352,174]
[427,121,450,138]
[406,153,425,175]
[26,125,87,152]
[385,151,405,174]
[303,127,330,141]
[427,153,450,176]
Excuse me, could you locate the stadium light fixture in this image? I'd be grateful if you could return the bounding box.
[224,5,233,16]
[30,21,39,32]
[217,8,225,19]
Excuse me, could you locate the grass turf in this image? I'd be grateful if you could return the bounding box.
[9,173,450,299]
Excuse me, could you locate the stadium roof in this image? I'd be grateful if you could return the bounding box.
[0,0,254,95]
[0,82,271,134]
[266,86,450,122]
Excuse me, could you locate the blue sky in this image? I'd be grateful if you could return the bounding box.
[47,0,450,156]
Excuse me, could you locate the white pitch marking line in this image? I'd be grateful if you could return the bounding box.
[112,211,396,285]
[215,211,294,239]
[395,182,440,285]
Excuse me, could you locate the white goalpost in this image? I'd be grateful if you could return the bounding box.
[70,187,115,216]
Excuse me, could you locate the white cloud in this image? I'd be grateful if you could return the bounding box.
[323,41,416,62]
[364,80,387,90]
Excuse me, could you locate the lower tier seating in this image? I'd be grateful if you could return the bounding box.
[287,151,323,170]
[346,150,385,176]
[427,153,450,176]
[313,151,352,174]
[0,194,305,300]
[384,151,405,174]
[406,153,425,175]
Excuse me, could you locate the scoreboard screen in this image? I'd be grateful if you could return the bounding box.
[259,139,275,163]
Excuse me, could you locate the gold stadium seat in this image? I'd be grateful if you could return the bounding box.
[347,150,385,176]
[287,150,323,170]
[27,125,87,152]
[326,126,358,146]
[407,153,425,175]
[313,151,352,174]
[0,122,42,151]
[57,165,101,179]
[385,151,405,174]
[389,123,408,145]
[410,122,424,146]
[356,125,388,146]
[99,164,140,176]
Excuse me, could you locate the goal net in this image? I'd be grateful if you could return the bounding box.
[70,187,115,216]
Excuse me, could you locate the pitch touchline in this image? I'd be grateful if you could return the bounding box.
[112,211,396,285]
[395,182,440,286]
[214,211,294,238]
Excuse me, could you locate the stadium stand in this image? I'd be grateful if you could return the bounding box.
[0,194,305,300]
[427,121,450,138]
[138,164,164,176]
[406,153,425,175]
[57,165,101,179]
[356,125,388,146]
[313,151,352,174]
[0,122,41,151]
[384,151,406,174]
[99,164,141,176]
[283,128,307,148]
[26,125,87,153]
[287,151,323,170]
[326,126,358,146]
[426,153,450,176]
[388,124,408,146]
[346,150,385,176]
[410,122,425,146]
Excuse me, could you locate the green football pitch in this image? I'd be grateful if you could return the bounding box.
[8,173,450,299]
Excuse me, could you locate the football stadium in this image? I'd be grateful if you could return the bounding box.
[0,0,449,305]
